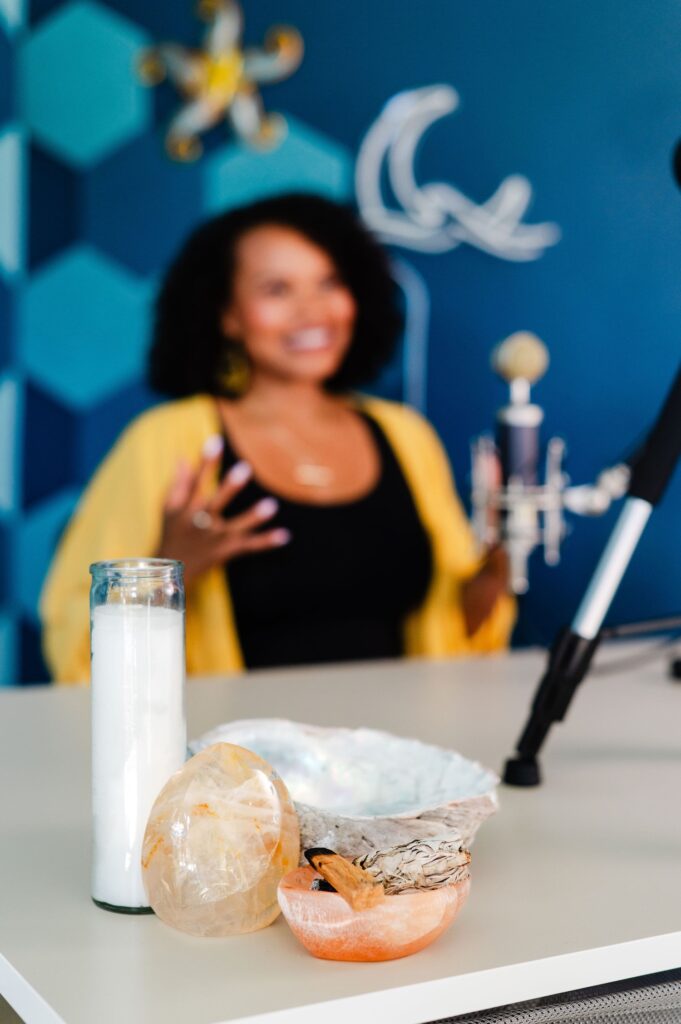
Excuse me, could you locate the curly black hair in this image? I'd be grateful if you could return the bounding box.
[149,193,403,397]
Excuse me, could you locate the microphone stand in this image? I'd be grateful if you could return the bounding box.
[503,363,681,787]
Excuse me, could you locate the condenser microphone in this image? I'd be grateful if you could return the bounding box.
[489,333,551,591]
[492,332,549,486]
[471,333,630,593]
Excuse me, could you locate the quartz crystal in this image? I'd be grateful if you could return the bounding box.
[142,743,300,937]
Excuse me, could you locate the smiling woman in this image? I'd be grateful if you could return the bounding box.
[40,193,514,682]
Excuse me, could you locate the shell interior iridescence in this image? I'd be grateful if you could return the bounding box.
[190,719,498,892]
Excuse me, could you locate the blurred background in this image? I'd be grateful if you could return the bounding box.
[1,0,680,684]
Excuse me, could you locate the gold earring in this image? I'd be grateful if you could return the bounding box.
[219,344,251,396]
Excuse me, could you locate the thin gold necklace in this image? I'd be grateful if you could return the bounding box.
[263,420,335,488]
[219,398,340,489]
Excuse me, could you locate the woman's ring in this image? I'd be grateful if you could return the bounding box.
[191,509,213,530]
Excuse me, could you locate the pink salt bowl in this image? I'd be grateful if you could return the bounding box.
[277,866,471,962]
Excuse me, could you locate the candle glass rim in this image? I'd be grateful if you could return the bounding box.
[90,558,184,578]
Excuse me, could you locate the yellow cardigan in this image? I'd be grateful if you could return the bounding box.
[41,395,515,683]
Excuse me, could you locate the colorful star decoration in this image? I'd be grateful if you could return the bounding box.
[138,0,304,161]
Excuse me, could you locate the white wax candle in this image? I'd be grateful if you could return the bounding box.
[91,604,186,909]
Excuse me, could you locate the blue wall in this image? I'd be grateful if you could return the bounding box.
[1,0,680,682]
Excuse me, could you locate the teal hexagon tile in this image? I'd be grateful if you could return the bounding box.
[0,612,17,686]
[16,486,79,617]
[203,115,353,213]
[20,0,150,168]
[0,374,20,513]
[19,245,153,409]
[0,126,25,278]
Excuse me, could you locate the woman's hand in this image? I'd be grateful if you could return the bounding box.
[155,437,290,584]
[461,544,510,638]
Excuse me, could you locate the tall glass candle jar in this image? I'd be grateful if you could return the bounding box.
[89,559,187,913]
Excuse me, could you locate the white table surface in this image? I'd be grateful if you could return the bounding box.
[1,645,680,1024]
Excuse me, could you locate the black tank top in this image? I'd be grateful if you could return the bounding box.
[221,410,432,669]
